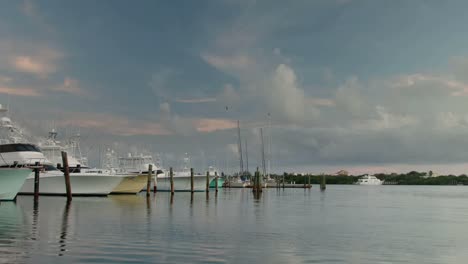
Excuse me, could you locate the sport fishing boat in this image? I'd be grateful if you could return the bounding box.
[356,174,383,185]
[0,108,125,196]
[0,166,33,201]
[35,131,135,195]
[156,154,214,191]
[208,166,224,188]
[116,151,157,194]
[37,129,87,171]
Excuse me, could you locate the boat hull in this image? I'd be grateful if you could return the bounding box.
[156,175,214,192]
[0,168,31,201]
[19,173,124,196]
[111,174,148,194]
[209,177,224,188]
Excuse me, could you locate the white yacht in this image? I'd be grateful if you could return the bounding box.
[0,144,37,201]
[356,174,383,185]
[156,154,214,191]
[37,129,86,171]
[0,110,125,196]
[118,152,156,174]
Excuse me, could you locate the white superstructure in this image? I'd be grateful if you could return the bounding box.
[356,174,383,185]
[118,152,156,174]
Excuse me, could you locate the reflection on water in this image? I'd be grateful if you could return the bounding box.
[1,187,468,263]
[59,201,71,256]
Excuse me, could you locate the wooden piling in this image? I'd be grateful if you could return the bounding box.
[320,174,326,191]
[153,172,157,193]
[33,161,40,201]
[308,174,311,188]
[303,175,306,189]
[146,164,153,197]
[190,168,194,193]
[221,172,225,187]
[61,151,72,201]
[205,171,210,193]
[170,167,174,194]
[215,171,218,192]
[282,173,285,189]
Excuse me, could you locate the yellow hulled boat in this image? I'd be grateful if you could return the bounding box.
[111,174,148,194]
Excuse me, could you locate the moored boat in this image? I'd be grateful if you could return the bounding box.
[356,174,383,185]
[0,167,32,201]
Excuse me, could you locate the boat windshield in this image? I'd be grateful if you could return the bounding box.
[0,143,42,153]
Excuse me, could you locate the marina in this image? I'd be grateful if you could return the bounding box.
[2,1,468,263]
[2,186,468,264]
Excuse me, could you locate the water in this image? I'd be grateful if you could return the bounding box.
[1,186,468,263]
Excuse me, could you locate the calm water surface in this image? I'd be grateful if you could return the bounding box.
[1,186,468,263]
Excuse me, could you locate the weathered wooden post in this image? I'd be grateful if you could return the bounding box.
[259,169,263,193]
[153,171,157,193]
[146,164,153,197]
[221,172,225,187]
[61,151,72,201]
[308,174,311,188]
[215,171,218,192]
[170,167,174,194]
[320,173,326,191]
[205,171,210,193]
[190,168,194,193]
[282,173,285,189]
[33,161,40,201]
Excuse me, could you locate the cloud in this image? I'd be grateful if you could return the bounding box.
[175,97,217,103]
[0,40,63,78]
[21,0,55,33]
[11,56,57,78]
[0,86,41,97]
[306,98,335,107]
[51,77,90,96]
[57,113,171,136]
[392,73,468,97]
[193,118,237,132]
[201,53,255,73]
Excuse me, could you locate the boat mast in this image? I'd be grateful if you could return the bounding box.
[260,127,266,178]
[267,113,271,179]
[244,139,249,174]
[237,120,244,176]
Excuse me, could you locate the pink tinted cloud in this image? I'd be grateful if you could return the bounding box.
[58,113,171,136]
[11,56,56,77]
[193,118,237,133]
[0,86,41,97]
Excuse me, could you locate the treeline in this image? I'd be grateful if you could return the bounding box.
[270,171,468,185]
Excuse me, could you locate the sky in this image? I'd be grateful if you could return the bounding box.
[2,0,468,174]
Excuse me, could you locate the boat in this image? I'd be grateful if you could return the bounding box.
[116,152,157,194]
[0,109,126,196]
[156,154,214,191]
[37,129,87,171]
[208,166,224,188]
[0,167,32,201]
[356,174,383,185]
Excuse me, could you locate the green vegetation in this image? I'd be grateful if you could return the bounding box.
[271,171,468,185]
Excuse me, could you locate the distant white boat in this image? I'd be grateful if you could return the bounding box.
[356,174,383,185]
[156,154,214,191]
